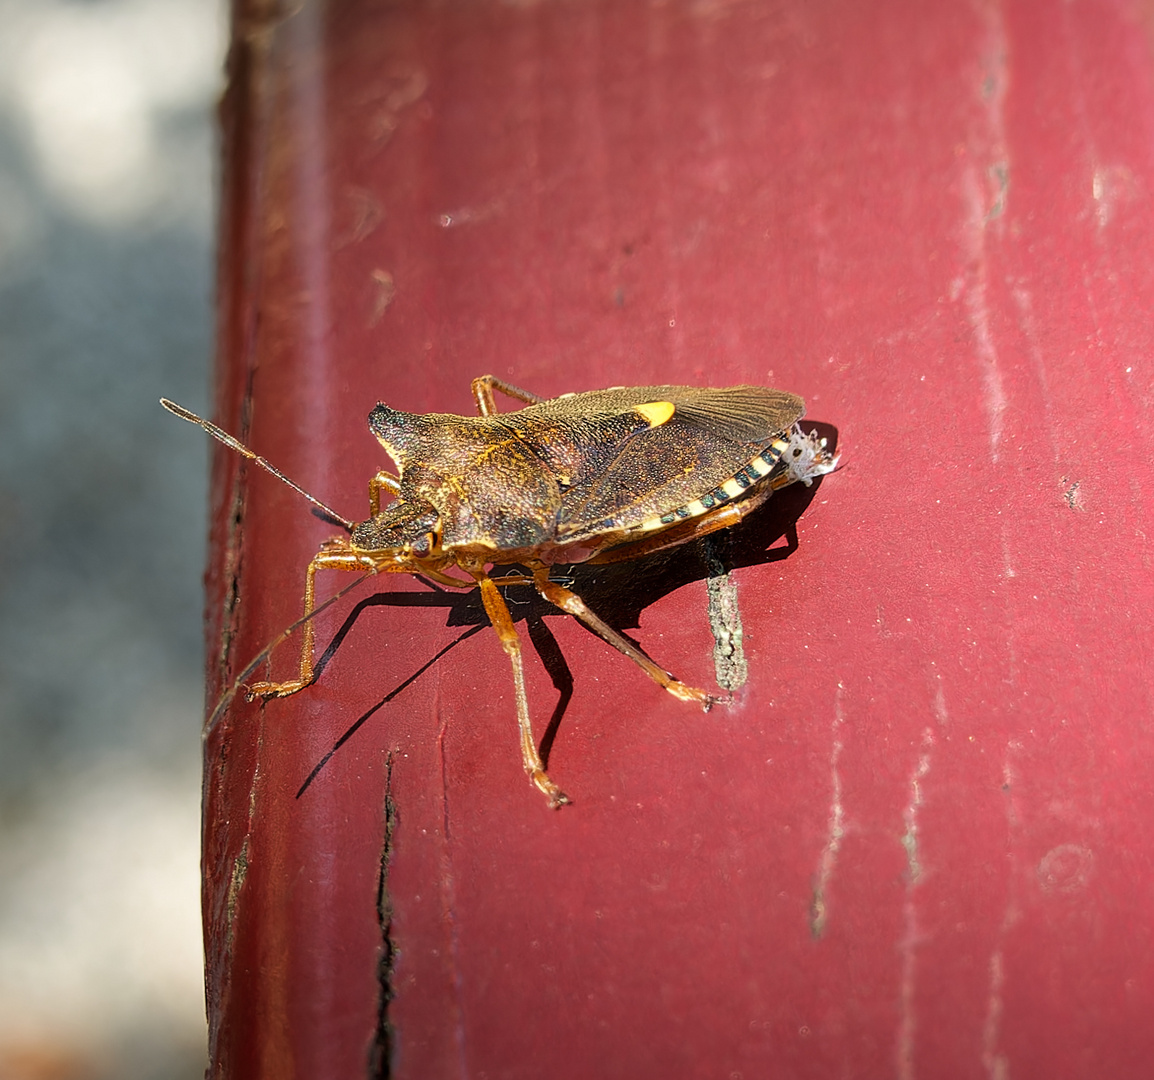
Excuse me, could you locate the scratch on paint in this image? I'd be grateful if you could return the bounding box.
[982,754,1020,1080]
[985,161,1010,221]
[1009,284,1061,464]
[932,679,949,727]
[900,731,934,885]
[1092,168,1108,228]
[960,3,1011,466]
[1090,165,1137,232]
[897,728,935,1080]
[1000,528,1016,580]
[962,163,1009,463]
[810,686,846,938]
[981,951,1011,1080]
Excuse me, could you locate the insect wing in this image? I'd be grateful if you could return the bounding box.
[532,384,803,444]
[528,385,806,540]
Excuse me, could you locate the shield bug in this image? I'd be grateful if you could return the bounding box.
[163,375,837,807]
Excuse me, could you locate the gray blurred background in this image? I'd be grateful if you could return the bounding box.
[0,1,223,1076]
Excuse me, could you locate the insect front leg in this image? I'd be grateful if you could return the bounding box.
[248,540,372,699]
[531,567,723,710]
[471,570,571,808]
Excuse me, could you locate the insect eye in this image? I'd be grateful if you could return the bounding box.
[792,447,803,458]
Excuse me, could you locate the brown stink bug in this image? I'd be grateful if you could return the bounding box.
[163,375,837,807]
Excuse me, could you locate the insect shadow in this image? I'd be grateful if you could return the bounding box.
[295,424,837,798]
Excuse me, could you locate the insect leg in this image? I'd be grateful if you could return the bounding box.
[473,572,571,808]
[414,566,478,589]
[471,374,545,416]
[248,541,373,699]
[531,568,722,711]
[368,470,402,516]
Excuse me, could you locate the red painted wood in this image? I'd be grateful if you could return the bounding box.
[204,1,1154,1077]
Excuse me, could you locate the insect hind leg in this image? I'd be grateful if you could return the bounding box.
[531,568,723,711]
[471,374,545,416]
[472,572,571,808]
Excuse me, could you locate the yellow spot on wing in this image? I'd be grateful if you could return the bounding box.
[634,400,675,427]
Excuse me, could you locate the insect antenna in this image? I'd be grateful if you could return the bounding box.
[160,398,355,531]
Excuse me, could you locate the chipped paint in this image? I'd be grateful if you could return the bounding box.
[702,534,748,691]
